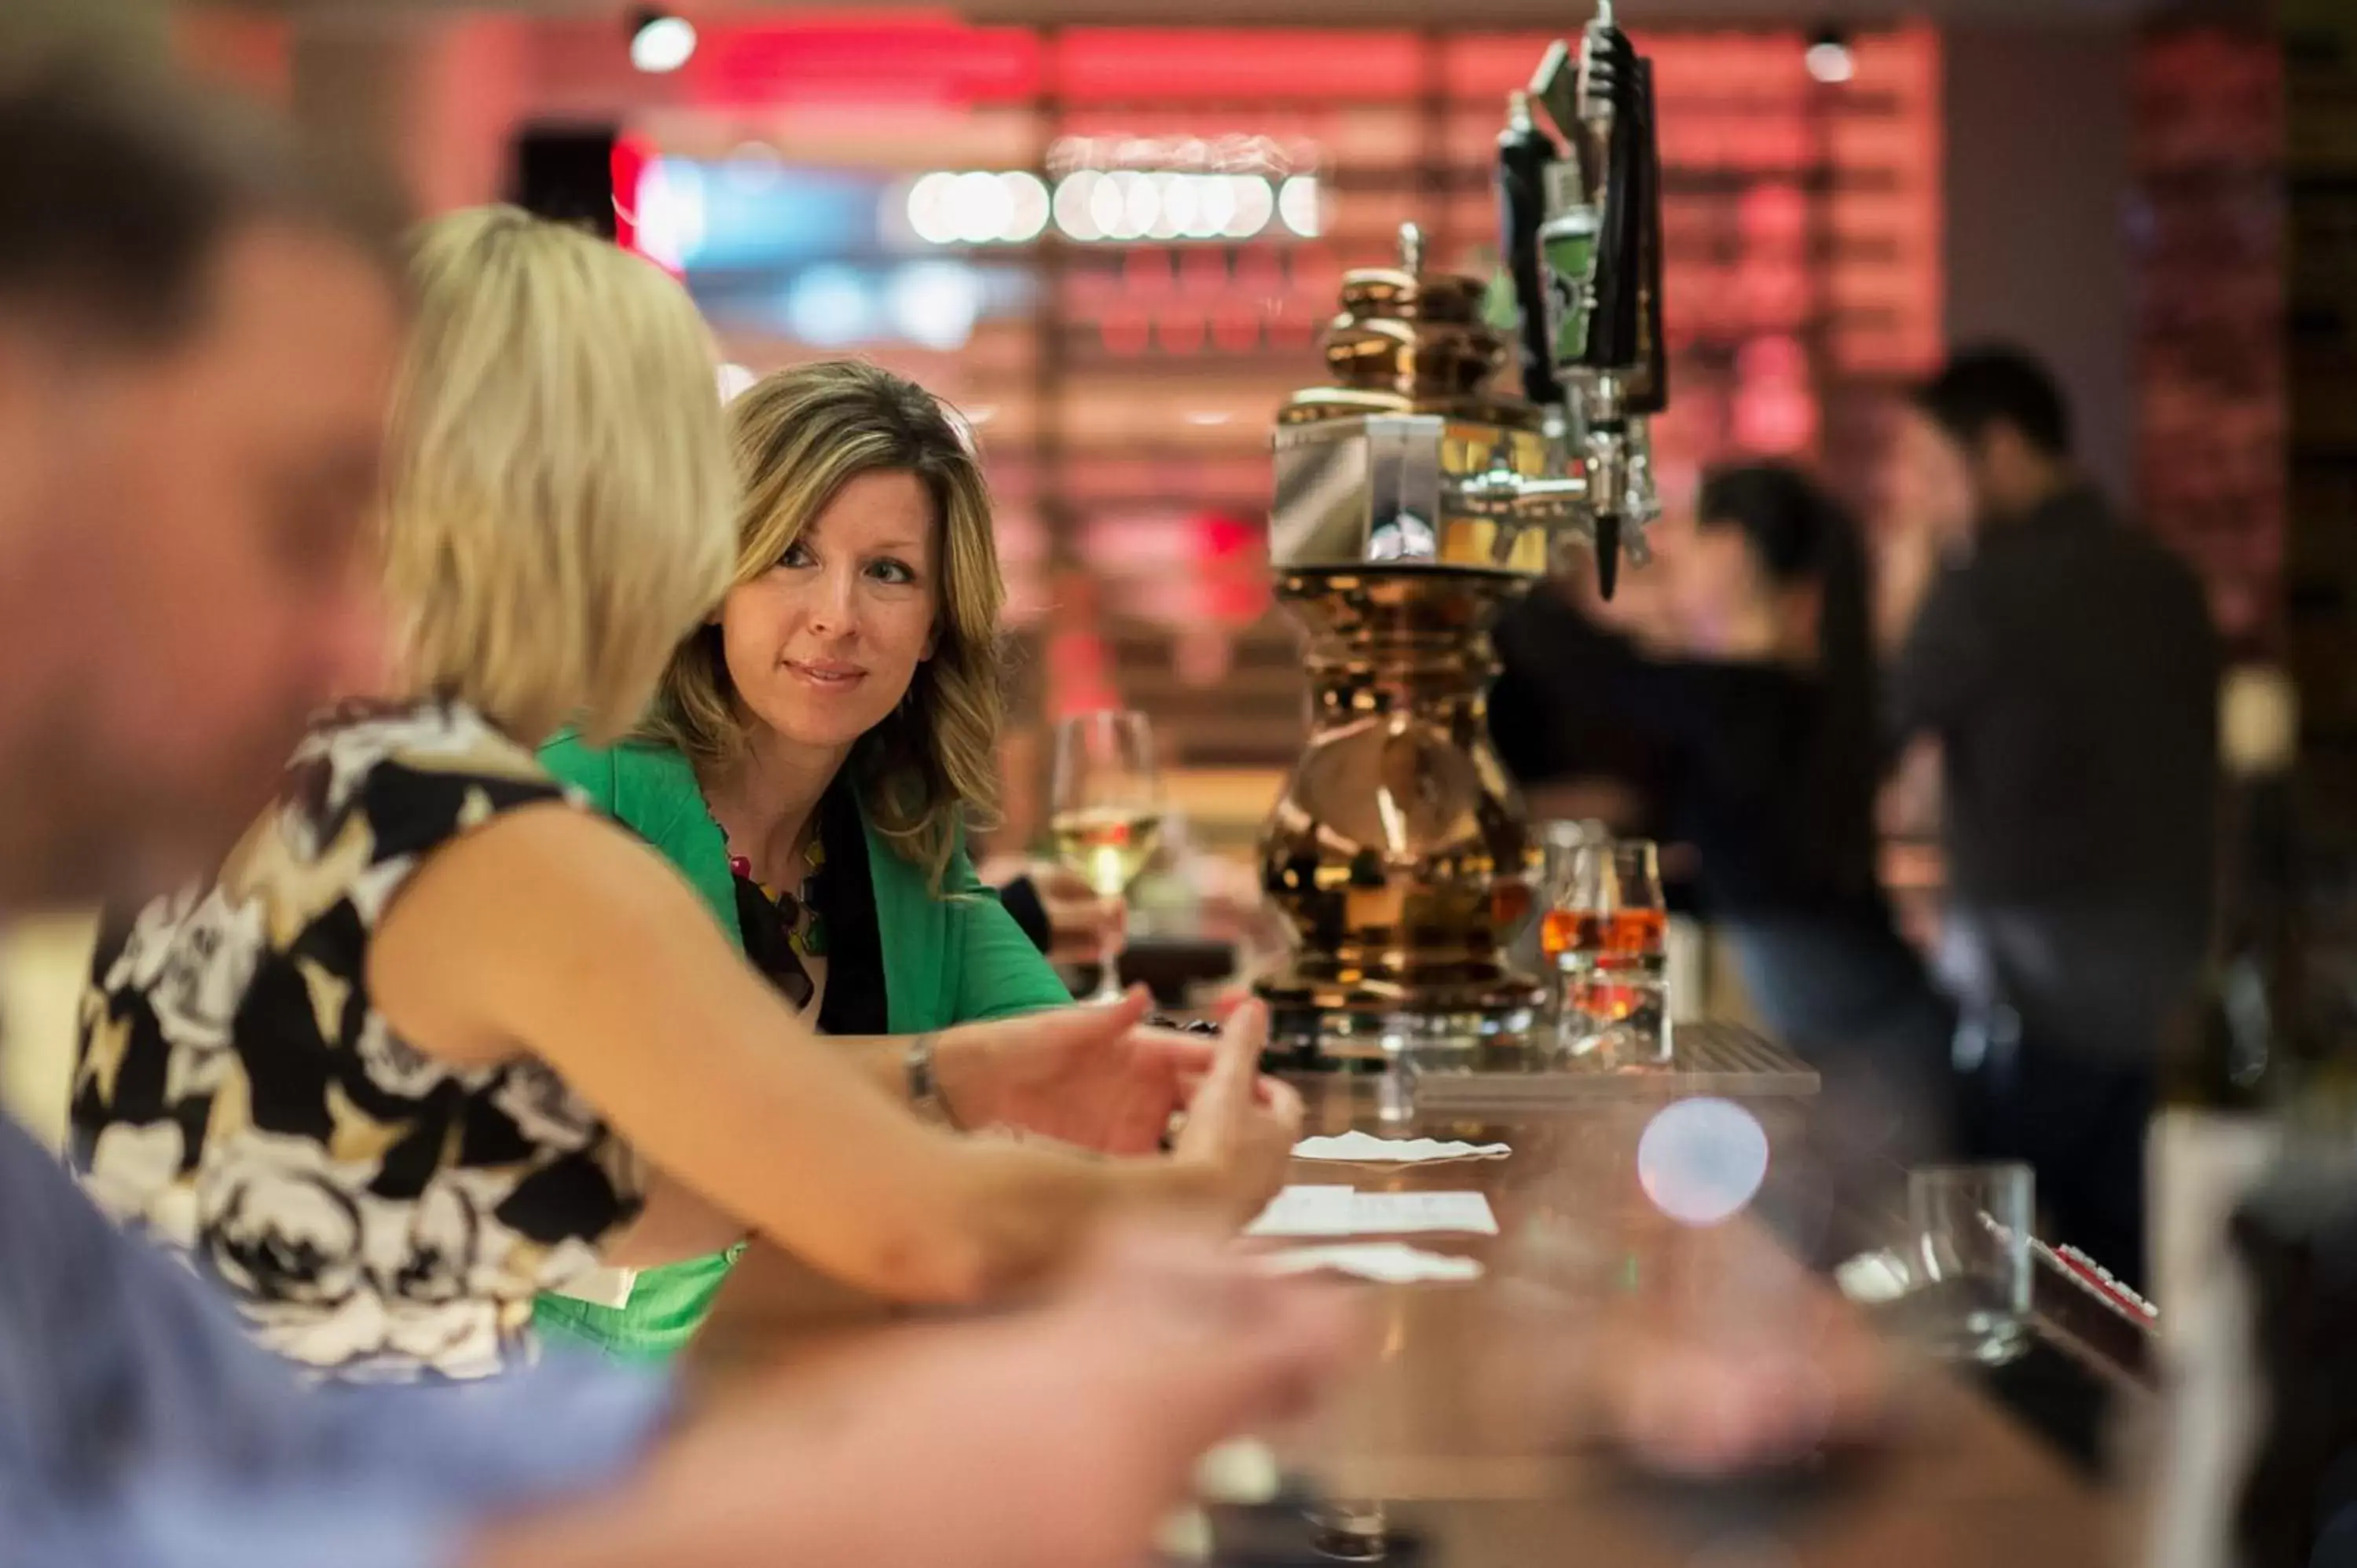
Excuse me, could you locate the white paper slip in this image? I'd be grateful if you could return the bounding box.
[1346,1190,1499,1236]
[1244,1185,1498,1239]
[1293,1130,1511,1163]
[1259,1242,1486,1284]
[1244,1185,1358,1237]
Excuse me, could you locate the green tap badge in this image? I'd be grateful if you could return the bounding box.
[1539,204,1600,369]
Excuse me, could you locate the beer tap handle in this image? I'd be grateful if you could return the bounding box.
[1627,55,1669,416]
[1584,25,1643,373]
[1497,91,1563,406]
[1528,38,1578,148]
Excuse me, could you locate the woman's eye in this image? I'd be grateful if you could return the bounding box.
[776,541,816,569]
[869,559,916,586]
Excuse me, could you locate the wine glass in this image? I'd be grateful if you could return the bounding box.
[1049,709,1165,1003]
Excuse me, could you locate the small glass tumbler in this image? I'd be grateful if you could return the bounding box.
[1545,836,1670,1065]
[1899,1162,2034,1365]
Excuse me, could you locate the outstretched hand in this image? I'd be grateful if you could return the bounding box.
[936,987,1244,1156]
[1170,998,1302,1222]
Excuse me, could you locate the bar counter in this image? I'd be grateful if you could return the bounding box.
[691,1023,2140,1568]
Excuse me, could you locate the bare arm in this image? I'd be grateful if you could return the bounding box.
[368,805,1282,1305]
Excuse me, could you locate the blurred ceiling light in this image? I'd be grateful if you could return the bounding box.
[1151,173,1195,241]
[915,168,1286,246]
[629,9,698,75]
[1277,174,1322,238]
[951,169,1014,245]
[1635,1097,1771,1227]
[1183,409,1232,426]
[631,157,706,270]
[1054,171,1102,241]
[1193,175,1238,240]
[785,265,872,347]
[905,171,961,245]
[1120,170,1160,240]
[889,262,983,351]
[1226,175,1274,240]
[1000,171,1051,243]
[1804,27,1855,85]
[1091,171,1133,240]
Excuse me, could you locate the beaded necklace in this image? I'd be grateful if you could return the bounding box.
[709,797,830,1009]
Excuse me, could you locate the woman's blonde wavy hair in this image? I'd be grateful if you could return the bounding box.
[381,205,735,746]
[643,360,1006,890]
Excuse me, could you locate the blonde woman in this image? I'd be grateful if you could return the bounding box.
[68,209,1297,1381]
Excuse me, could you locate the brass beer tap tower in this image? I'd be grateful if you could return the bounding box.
[1255,5,1667,1060]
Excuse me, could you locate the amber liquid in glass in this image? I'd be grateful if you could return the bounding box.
[1540,907,1666,962]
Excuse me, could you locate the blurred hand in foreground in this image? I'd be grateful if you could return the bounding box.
[483,1225,1361,1568]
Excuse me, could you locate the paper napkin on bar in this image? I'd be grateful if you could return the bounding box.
[1259,1242,1486,1284]
[1292,1130,1511,1163]
[1244,1185,1498,1239]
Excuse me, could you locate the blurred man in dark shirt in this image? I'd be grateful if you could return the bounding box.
[1890,346,2220,1288]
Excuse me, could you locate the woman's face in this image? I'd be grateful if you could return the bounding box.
[720,468,940,756]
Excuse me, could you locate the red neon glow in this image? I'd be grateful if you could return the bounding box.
[687,10,1041,108]
[1054,29,1421,103]
[610,133,653,257]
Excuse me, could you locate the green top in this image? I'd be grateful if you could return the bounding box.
[530,732,1072,1362]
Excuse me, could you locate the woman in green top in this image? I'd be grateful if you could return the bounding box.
[537,361,1194,1359]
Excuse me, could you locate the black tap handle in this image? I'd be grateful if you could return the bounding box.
[1497,94,1563,406]
[1629,53,1669,416]
[1594,511,1621,600]
[1585,27,1644,374]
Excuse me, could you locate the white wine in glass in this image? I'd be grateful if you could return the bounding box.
[1049,806,1165,902]
[1049,709,1164,1002]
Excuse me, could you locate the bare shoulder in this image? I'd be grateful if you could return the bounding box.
[367,801,713,1061]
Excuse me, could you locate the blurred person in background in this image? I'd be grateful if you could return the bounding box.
[0,45,1350,1568]
[74,208,1297,1383]
[1888,345,2219,1288]
[533,359,1193,1360]
[1492,463,1954,1163]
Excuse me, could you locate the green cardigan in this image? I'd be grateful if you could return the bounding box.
[530,733,1072,1361]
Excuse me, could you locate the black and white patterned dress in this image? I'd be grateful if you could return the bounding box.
[70,699,647,1382]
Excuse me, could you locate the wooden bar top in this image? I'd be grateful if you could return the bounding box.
[691,1054,2129,1568]
[1245,1075,2124,1567]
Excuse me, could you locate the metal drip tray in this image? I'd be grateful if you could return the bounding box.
[1265,1019,1818,1106]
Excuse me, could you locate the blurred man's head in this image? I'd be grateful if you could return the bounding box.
[0,57,406,909]
[1893,346,2076,539]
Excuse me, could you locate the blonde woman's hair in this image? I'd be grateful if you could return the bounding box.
[645,360,1006,888]
[381,205,735,746]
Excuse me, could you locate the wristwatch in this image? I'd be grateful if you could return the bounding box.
[905,1032,959,1128]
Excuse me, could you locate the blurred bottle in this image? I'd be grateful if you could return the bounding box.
[2146,664,2355,1568]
